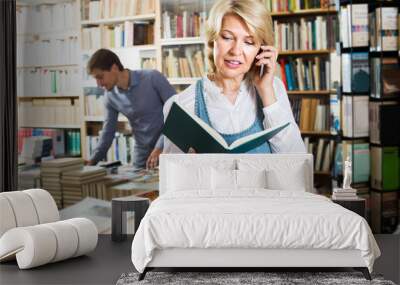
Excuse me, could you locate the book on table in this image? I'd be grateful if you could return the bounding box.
[163,102,290,153]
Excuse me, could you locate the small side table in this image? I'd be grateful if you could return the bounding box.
[332,197,366,218]
[112,196,150,242]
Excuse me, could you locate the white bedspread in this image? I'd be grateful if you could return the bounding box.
[131,190,380,273]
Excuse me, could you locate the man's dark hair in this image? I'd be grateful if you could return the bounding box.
[87,49,124,73]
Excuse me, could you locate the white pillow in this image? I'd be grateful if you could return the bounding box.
[237,159,307,191]
[167,162,211,191]
[265,168,306,191]
[211,168,236,190]
[166,159,235,192]
[211,169,268,190]
[236,169,267,189]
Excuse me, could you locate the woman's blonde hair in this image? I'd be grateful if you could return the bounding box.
[206,0,274,82]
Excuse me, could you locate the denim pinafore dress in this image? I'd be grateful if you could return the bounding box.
[194,79,272,153]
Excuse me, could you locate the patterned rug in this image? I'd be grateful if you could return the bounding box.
[116,271,395,285]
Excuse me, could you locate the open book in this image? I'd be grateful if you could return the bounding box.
[163,102,290,153]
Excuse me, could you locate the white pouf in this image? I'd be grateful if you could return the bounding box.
[0,218,98,269]
[0,189,98,269]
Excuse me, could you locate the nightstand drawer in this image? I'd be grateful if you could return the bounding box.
[332,198,366,218]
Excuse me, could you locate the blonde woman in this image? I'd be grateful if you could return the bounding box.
[163,0,305,153]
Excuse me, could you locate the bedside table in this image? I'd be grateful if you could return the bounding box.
[112,196,150,242]
[332,197,366,218]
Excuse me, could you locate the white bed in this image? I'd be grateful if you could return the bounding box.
[131,154,380,280]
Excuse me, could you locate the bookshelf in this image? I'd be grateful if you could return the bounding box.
[80,13,156,25]
[270,8,337,17]
[16,0,83,158]
[334,0,372,223]
[159,0,210,88]
[278,49,334,56]
[160,37,205,46]
[335,0,400,233]
[287,90,331,95]
[265,2,340,192]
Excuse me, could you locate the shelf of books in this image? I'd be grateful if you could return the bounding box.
[265,0,338,17]
[159,0,210,89]
[334,0,400,233]
[79,0,157,162]
[17,0,83,161]
[270,8,337,17]
[266,0,340,192]
[160,37,205,46]
[287,90,332,95]
[80,13,156,25]
[162,44,206,82]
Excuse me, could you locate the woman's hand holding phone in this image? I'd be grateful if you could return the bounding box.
[254,45,279,107]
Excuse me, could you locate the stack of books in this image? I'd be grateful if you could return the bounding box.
[61,166,107,207]
[18,167,41,190]
[332,188,358,200]
[40,158,84,208]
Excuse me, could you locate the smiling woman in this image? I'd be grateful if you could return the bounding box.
[162,0,306,154]
[206,0,274,87]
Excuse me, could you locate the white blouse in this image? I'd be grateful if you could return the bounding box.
[163,76,306,153]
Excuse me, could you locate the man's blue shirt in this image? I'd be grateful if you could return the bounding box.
[90,69,175,168]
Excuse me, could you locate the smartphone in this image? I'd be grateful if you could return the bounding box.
[257,46,264,77]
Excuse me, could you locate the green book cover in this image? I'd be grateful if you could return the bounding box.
[74,131,81,156]
[382,147,400,190]
[74,131,79,156]
[51,71,57,94]
[77,131,81,156]
[162,102,290,153]
[345,142,370,183]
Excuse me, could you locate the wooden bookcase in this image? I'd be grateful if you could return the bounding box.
[269,4,339,192]
[157,0,210,91]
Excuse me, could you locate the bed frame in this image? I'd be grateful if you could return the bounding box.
[138,154,372,281]
[140,248,371,280]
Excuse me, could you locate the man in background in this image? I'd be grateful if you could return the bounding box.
[87,49,175,169]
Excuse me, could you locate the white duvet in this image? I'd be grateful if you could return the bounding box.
[131,190,380,273]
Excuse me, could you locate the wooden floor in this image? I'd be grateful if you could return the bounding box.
[0,235,398,285]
